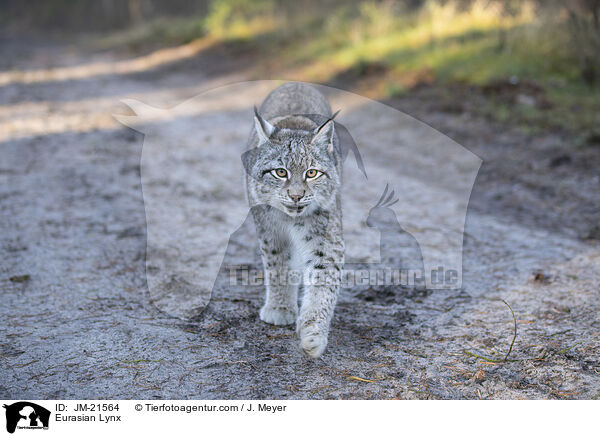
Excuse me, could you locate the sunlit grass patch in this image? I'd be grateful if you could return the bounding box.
[204,0,278,40]
[91,0,600,141]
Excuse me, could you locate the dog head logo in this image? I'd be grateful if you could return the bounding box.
[3,402,50,434]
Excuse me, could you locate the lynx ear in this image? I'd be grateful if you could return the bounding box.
[311,115,337,154]
[254,106,275,144]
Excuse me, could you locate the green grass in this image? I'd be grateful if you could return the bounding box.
[94,0,600,143]
[93,17,206,50]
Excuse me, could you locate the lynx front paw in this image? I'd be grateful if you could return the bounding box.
[260,305,297,326]
[297,324,328,358]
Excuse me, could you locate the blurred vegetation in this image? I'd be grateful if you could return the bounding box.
[2,0,599,143]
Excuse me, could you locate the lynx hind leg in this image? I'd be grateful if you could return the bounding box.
[256,229,298,326]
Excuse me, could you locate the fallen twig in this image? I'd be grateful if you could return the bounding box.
[502,299,517,361]
[557,342,583,355]
[464,299,518,363]
[347,376,381,383]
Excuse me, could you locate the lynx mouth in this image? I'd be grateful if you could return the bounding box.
[284,204,306,214]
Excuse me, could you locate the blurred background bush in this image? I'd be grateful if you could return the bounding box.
[2,0,599,141]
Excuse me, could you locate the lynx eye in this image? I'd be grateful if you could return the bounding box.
[271,168,288,179]
[305,168,323,180]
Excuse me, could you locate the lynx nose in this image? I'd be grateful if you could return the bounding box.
[287,189,305,203]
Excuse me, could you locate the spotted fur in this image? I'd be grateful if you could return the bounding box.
[244,82,344,358]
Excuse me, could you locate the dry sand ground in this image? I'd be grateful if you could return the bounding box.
[1,34,599,399]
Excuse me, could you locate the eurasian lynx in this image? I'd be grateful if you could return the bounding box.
[244,82,344,358]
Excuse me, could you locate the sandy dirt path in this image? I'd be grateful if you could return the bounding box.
[1,36,598,399]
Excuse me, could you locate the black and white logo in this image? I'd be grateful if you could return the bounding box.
[3,402,50,434]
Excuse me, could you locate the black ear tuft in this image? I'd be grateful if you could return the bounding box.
[311,121,335,154]
[314,109,340,135]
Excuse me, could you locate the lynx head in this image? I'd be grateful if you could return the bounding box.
[244,108,341,217]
